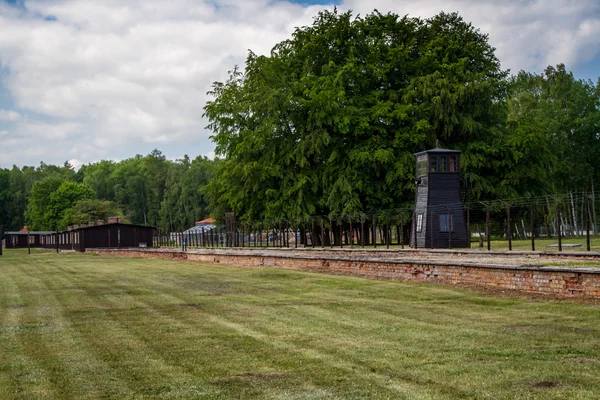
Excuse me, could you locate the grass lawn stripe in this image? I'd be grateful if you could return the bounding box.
[49,258,424,398]
[26,261,137,399]
[0,266,54,399]
[43,259,226,398]
[82,263,381,398]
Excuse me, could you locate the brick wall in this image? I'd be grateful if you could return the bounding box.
[87,248,600,298]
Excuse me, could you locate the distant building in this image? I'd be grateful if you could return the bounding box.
[181,218,223,244]
[2,226,55,249]
[41,220,154,252]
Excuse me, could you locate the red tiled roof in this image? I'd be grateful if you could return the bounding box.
[196,218,216,224]
[18,226,29,233]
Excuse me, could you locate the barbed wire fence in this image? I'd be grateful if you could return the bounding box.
[153,191,600,252]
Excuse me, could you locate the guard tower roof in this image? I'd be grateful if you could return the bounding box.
[414,148,462,156]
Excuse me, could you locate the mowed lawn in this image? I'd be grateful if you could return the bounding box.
[1,251,600,399]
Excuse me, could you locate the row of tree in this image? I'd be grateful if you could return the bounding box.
[0,151,216,232]
[1,9,599,232]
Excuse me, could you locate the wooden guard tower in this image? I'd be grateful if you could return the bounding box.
[411,146,469,248]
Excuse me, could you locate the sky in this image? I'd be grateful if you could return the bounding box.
[0,0,599,169]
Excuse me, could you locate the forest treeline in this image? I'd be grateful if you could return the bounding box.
[0,151,216,232]
[1,9,599,232]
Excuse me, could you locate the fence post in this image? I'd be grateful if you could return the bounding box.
[372,215,377,249]
[466,206,471,248]
[506,204,512,251]
[486,207,491,251]
[385,214,389,249]
[586,196,591,251]
[401,215,404,249]
[530,202,535,251]
[327,218,331,249]
[303,217,308,248]
[361,216,365,248]
[413,212,417,249]
[557,204,562,252]
[349,216,353,247]
[340,217,344,248]
[321,219,325,249]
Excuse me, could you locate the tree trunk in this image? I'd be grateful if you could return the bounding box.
[546,198,554,237]
[592,176,598,235]
[571,192,578,236]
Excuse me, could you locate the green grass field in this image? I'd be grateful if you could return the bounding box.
[1,250,600,399]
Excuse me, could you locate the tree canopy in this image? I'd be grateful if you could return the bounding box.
[204,9,509,221]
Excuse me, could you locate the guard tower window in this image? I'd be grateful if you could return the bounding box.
[439,157,447,172]
[416,213,423,232]
[430,156,437,172]
[449,155,456,172]
[439,214,453,232]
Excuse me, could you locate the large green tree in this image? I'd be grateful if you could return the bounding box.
[26,179,95,231]
[505,65,600,196]
[204,10,508,221]
[61,198,126,227]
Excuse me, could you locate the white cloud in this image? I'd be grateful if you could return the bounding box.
[0,0,331,167]
[0,0,598,168]
[67,158,82,170]
[0,109,21,122]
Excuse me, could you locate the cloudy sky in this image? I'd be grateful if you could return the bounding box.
[1,0,599,169]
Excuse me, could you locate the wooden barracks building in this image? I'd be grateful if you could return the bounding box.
[1,218,154,253]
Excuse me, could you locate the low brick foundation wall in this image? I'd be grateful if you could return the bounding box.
[87,248,600,298]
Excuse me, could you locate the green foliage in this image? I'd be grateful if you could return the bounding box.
[503,65,600,197]
[26,179,96,231]
[0,162,76,230]
[159,155,215,232]
[1,150,217,232]
[24,177,65,231]
[61,198,126,227]
[204,9,509,220]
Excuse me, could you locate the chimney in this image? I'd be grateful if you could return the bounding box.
[73,225,79,230]
[97,220,105,225]
[108,216,121,224]
[80,223,87,228]
[88,221,95,227]
[67,226,72,231]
